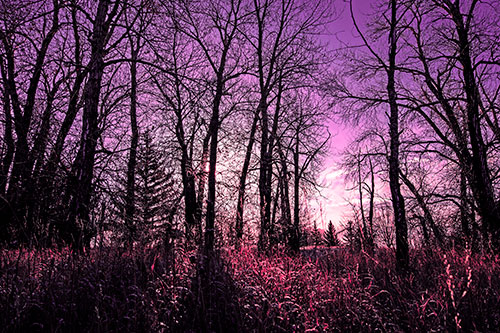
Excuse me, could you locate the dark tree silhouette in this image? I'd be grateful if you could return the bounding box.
[63,0,124,250]
[323,221,339,247]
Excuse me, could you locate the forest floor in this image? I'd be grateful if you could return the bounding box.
[1,245,499,332]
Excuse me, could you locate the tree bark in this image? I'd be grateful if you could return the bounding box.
[0,58,14,244]
[258,97,271,251]
[0,58,14,197]
[0,0,60,245]
[124,40,140,248]
[290,128,301,252]
[459,165,471,242]
[196,132,211,245]
[357,153,368,249]
[38,4,86,246]
[235,110,259,248]
[45,4,86,175]
[277,140,292,246]
[5,1,60,205]
[63,0,116,250]
[367,157,375,247]
[23,80,61,245]
[270,171,281,246]
[204,72,224,254]
[400,171,443,247]
[413,1,500,250]
[387,0,409,272]
[444,0,500,248]
[259,78,283,251]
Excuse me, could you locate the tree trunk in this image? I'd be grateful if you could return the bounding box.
[277,141,292,245]
[124,43,140,248]
[204,73,224,254]
[258,98,271,251]
[181,147,198,249]
[0,1,60,245]
[196,132,211,245]
[459,165,471,242]
[39,27,85,246]
[367,157,375,247]
[270,172,281,246]
[258,78,283,251]
[6,1,60,206]
[63,0,113,250]
[290,132,301,252]
[45,4,85,175]
[166,75,200,250]
[0,59,14,244]
[445,0,500,249]
[23,81,61,245]
[357,153,367,249]
[235,110,259,248]
[0,59,14,197]
[400,171,443,247]
[387,0,409,272]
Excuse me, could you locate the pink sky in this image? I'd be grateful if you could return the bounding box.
[313,0,375,229]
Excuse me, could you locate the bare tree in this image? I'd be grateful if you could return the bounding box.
[439,0,500,248]
[0,0,61,245]
[63,0,125,250]
[235,108,259,248]
[245,0,330,251]
[345,0,409,270]
[172,0,248,253]
[123,1,151,247]
[395,0,500,249]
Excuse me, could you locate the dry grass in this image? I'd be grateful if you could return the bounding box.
[1,246,499,332]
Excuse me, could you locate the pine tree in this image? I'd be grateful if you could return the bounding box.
[135,129,175,245]
[112,128,176,247]
[312,220,322,246]
[323,220,339,247]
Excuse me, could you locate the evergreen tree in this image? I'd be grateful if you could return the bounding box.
[324,220,339,247]
[341,219,362,250]
[112,128,177,247]
[135,129,176,245]
[312,220,322,246]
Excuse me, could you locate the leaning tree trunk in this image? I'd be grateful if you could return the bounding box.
[24,82,61,245]
[235,110,259,248]
[400,171,443,247]
[258,79,283,251]
[5,1,59,206]
[37,5,85,247]
[169,84,199,250]
[270,172,281,246]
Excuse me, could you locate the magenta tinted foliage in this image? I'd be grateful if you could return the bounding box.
[1,247,499,332]
[1,0,500,331]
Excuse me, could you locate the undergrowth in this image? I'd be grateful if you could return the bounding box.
[0,246,499,332]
